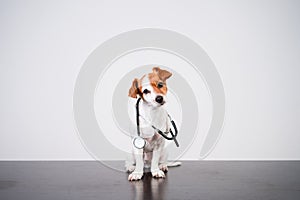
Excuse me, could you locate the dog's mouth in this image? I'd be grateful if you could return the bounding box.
[160,101,166,105]
[143,99,166,106]
[155,100,165,106]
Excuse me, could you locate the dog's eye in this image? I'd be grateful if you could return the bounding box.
[157,82,164,88]
[143,89,150,94]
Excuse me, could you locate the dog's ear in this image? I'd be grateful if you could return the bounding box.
[128,78,139,98]
[152,67,172,81]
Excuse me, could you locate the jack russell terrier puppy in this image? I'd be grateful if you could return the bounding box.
[126,67,180,181]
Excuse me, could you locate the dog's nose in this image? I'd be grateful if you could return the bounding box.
[155,95,163,104]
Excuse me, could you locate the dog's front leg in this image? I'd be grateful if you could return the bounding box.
[151,149,165,178]
[128,148,144,181]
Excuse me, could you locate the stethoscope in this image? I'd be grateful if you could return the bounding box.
[133,82,179,149]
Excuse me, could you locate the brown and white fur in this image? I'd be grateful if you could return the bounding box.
[126,67,180,181]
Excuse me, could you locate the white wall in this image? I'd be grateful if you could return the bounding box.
[0,0,299,160]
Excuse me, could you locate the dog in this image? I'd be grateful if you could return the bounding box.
[126,67,180,181]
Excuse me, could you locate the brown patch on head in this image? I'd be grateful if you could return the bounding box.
[148,67,172,95]
[128,78,139,98]
[128,75,146,98]
[152,67,172,81]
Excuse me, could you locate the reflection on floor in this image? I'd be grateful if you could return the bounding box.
[129,172,168,200]
[0,161,300,200]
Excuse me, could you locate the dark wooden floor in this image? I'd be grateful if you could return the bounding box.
[0,161,300,200]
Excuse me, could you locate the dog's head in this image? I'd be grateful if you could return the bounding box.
[128,67,172,107]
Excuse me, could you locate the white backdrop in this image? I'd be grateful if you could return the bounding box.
[1,0,299,160]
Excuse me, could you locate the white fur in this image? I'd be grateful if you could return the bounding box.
[126,69,181,181]
[126,99,170,181]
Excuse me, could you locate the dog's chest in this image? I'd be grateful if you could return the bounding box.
[139,104,168,138]
[143,133,164,151]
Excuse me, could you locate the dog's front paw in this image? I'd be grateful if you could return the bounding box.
[128,171,143,181]
[151,169,165,178]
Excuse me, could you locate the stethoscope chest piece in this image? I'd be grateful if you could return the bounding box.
[133,136,146,149]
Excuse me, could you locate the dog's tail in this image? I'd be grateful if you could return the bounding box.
[166,161,182,167]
